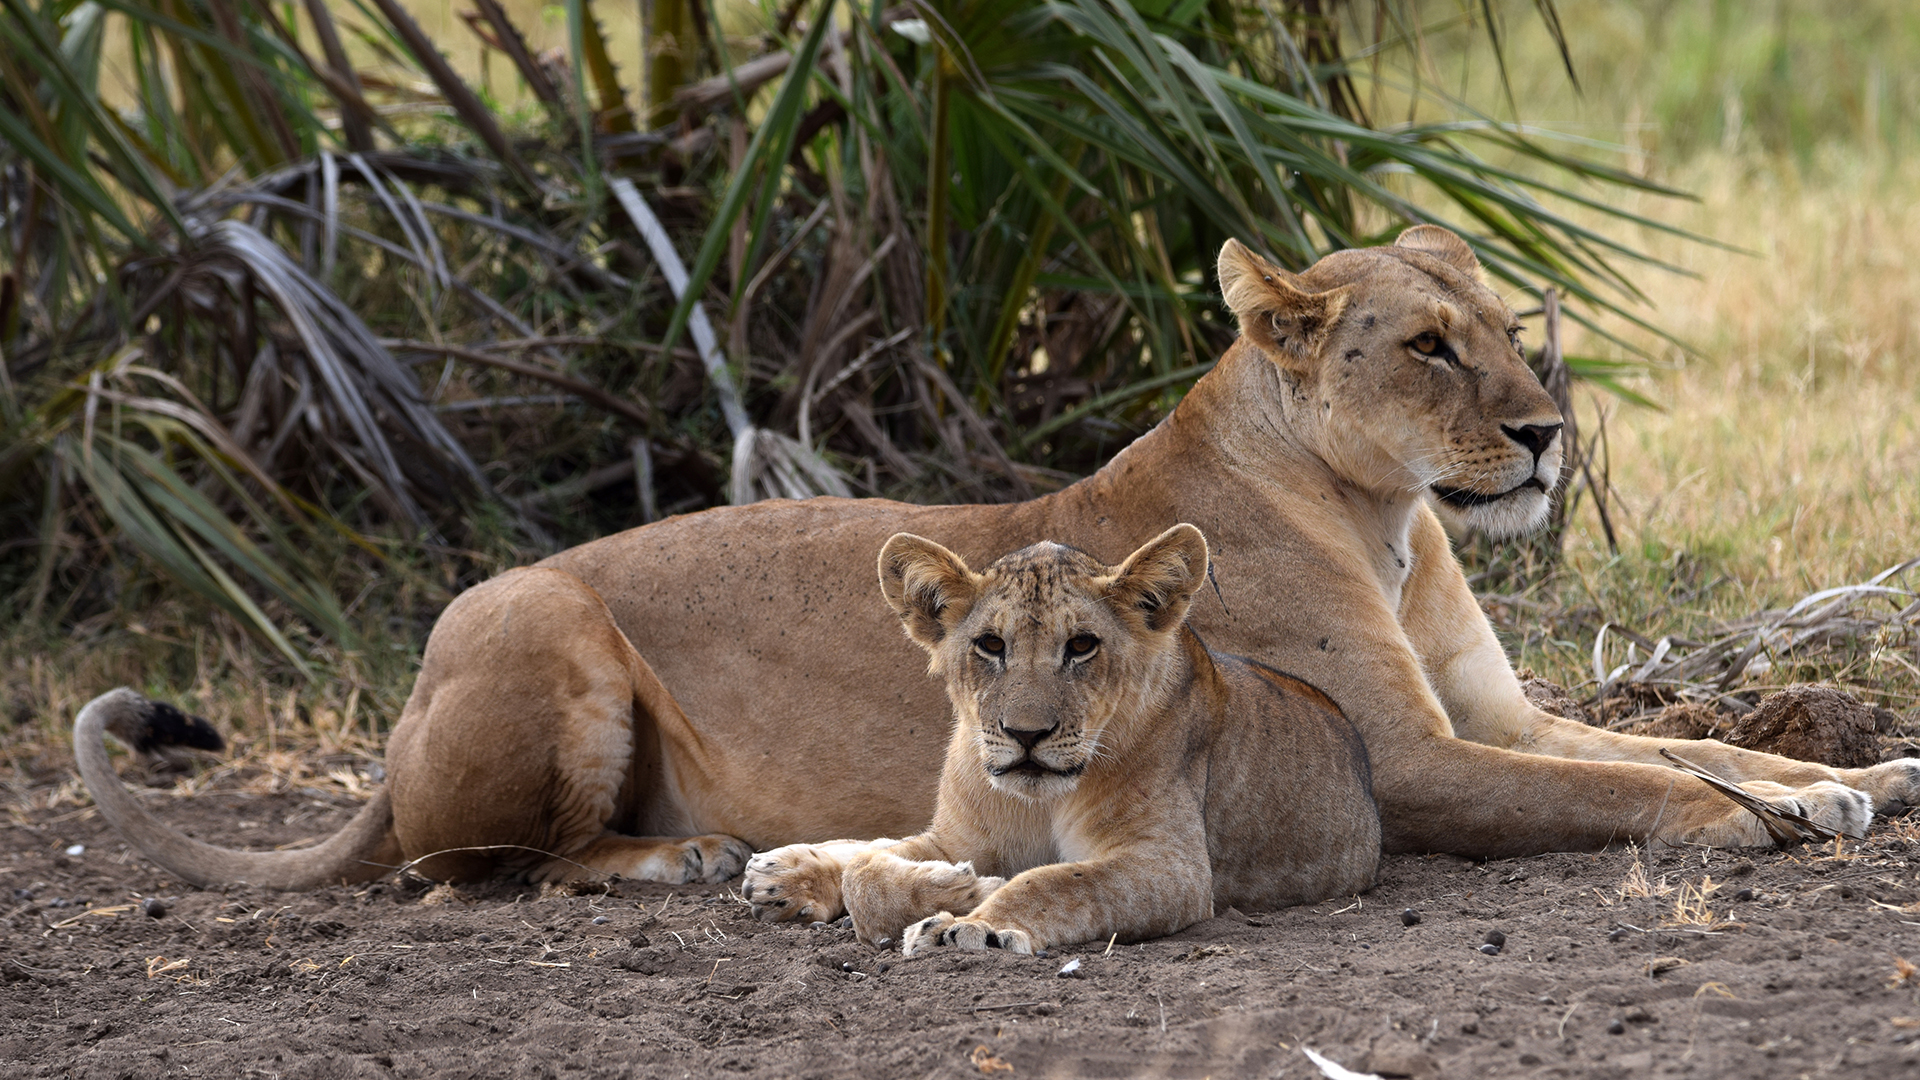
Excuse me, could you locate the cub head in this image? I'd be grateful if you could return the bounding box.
[878,524,1211,802]
[1218,225,1564,537]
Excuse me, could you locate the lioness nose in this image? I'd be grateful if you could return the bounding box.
[1501,422,1562,461]
[1002,721,1056,750]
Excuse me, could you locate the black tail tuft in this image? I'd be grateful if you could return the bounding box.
[134,701,225,755]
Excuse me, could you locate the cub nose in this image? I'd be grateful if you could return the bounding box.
[1501,421,1562,461]
[1001,720,1057,750]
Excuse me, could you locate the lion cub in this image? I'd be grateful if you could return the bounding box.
[742,524,1380,955]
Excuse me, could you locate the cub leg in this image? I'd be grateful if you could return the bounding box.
[840,849,1005,947]
[385,567,749,884]
[901,851,1213,957]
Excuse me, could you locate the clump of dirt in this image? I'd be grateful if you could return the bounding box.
[1724,685,1896,768]
[1518,676,1592,725]
[1622,701,1736,741]
[1528,678,1903,768]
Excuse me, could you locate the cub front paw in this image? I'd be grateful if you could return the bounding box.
[742,844,847,923]
[901,912,1036,957]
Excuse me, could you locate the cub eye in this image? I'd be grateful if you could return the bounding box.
[1507,326,1524,350]
[973,634,1005,658]
[1065,633,1099,660]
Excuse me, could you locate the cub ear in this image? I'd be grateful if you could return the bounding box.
[1394,224,1482,282]
[1217,239,1352,371]
[1105,523,1210,635]
[878,534,980,650]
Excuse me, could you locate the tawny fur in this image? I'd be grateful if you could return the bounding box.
[76,226,1907,892]
[744,525,1381,955]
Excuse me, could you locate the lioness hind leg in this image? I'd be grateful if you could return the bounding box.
[388,567,748,884]
[537,833,752,885]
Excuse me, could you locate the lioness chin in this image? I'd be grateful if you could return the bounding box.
[75,225,1911,893]
[740,525,1380,955]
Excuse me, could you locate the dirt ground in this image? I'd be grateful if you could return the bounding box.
[9,762,1920,1080]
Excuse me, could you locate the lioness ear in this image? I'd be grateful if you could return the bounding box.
[1217,239,1352,371]
[1394,224,1482,282]
[1105,523,1210,635]
[878,534,980,650]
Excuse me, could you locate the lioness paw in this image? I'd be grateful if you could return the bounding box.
[901,912,1036,957]
[687,835,754,883]
[1768,780,1873,841]
[1840,758,1920,815]
[1725,779,1873,846]
[742,844,847,924]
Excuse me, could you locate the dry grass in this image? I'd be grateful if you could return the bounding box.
[1564,152,1920,592]
[1496,151,1920,718]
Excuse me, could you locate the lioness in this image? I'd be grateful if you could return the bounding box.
[739,525,1379,954]
[76,226,1915,892]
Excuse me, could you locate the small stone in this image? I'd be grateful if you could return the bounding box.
[1478,943,1501,956]
[591,915,609,925]
[1607,1019,1626,1035]
[877,962,890,974]
[834,915,853,929]
[840,961,855,972]
[1731,887,1754,902]
[809,921,828,930]
[1460,1021,1478,1035]
[1537,995,1554,1005]
[1057,958,1083,978]
[1607,928,1630,942]
[1484,929,1507,948]
[140,898,167,919]
[64,844,85,857]
[1401,908,1421,926]
[874,936,892,949]
[1518,1054,1541,1066]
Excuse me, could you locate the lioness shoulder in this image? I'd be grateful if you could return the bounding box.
[742,524,1380,955]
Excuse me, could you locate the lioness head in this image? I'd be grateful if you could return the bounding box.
[878,525,1210,801]
[1218,225,1564,537]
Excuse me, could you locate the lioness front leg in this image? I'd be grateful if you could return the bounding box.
[900,855,1212,958]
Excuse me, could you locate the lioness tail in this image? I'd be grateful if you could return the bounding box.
[74,688,398,890]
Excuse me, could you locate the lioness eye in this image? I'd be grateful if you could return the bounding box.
[1065,634,1099,660]
[974,634,1005,658]
[1410,332,1443,356]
